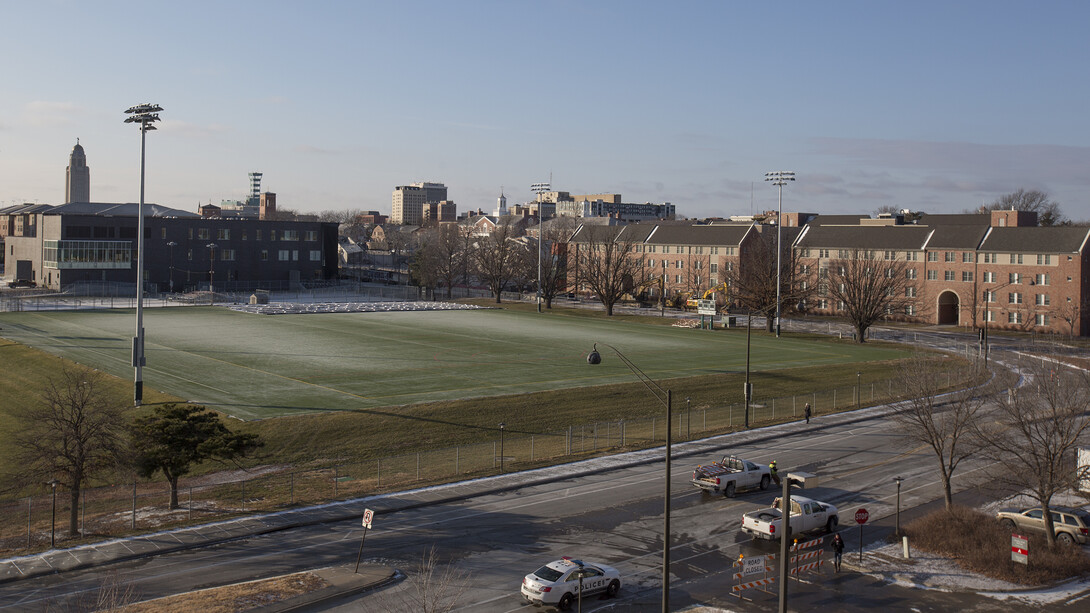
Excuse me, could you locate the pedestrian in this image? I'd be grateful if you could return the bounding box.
[804,402,812,424]
[769,460,780,485]
[831,533,845,572]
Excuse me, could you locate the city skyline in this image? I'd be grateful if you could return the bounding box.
[2,1,1088,220]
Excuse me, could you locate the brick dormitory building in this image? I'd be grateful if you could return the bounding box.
[567,210,1090,337]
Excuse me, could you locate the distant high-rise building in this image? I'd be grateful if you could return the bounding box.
[248,172,263,206]
[392,181,447,225]
[65,140,90,203]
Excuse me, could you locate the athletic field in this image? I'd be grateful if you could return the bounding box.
[0,306,906,420]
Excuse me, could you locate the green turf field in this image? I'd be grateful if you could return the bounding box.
[0,306,906,420]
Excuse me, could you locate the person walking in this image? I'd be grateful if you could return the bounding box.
[831,533,845,572]
[804,402,812,424]
[769,460,780,485]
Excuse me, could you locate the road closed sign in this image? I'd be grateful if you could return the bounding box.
[1011,534,1028,564]
[742,555,766,576]
[855,508,869,524]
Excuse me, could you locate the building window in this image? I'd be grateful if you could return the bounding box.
[962,271,973,282]
[279,250,290,261]
[819,249,830,258]
[1008,312,1023,324]
[945,252,956,262]
[242,230,248,241]
[663,246,671,254]
[906,268,917,280]
[160,227,166,239]
[1035,273,1050,286]
[884,250,896,261]
[927,270,938,281]
[187,249,193,261]
[836,300,845,311]
[983,271,996,283]
[962,252,973,263]
[221,249,235,261]
[944,271,955,281]
[1036,254,1051,265]
[282,230,300,241]
[982,253,995,263]
[1010,253,1023,264]
[260,250,268,261]
[1036,313,1050,326]
[1009,273,1021,284]
[984,290,996,303]
[1008,292,1023,304]
[256,229,262,241]
[819,298,828,309]
[675,260,683,269]
[675,274,682,283]
[1036,293,1050,306]
[905,251,918,261]
[310,250,322,261]
[293,250,299,261]
[905,304,916,316]
[694,246,704,254]
[217,228,230,240]
[927,252,938,262]
[188,228,194,240]
[198,228,210,240]
[710,263,718,273]
[905,287,916,298]
[270,230,277,241]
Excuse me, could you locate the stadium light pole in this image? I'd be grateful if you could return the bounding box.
[531,182,551,313]
[587,343,672,613]
[206,243,218,306]
[764,171,795,338]
[124,103,162,407]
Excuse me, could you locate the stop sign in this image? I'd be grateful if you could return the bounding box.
[855,508,869,524]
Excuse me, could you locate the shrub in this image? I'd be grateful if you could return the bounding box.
[904,505,1090,585]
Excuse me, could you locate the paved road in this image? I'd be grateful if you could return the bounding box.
[4,394,1083,612]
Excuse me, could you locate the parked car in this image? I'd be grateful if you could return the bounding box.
[996,506,1090,545]
[7,279,36,288]
[521,557,621,610]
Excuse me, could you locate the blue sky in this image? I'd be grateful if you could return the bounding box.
[2,0,1088,220]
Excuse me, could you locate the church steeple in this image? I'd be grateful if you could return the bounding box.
[66,140,90,203]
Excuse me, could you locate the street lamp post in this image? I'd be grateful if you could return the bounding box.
[856,371,862,409]
[745,309,753,428]
[685,396,691,438]
[48,479,59,548]
[764,171,795,338]
[499,422,506,473]
[894,476,904,536]
[587,343,672,613]
[531,182,550,313]
[206,243,217,306]
[167,241,177,293]
[124,103,162,407]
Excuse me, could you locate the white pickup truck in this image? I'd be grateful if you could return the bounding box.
[691,455,771,497]
[741,495,839,540]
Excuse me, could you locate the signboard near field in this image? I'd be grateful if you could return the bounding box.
[1011,534,1028,565]
[698,299,715,315]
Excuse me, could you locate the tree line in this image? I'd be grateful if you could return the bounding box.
[3,366,261,539]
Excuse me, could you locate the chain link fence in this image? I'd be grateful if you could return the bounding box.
[0,364,976,555]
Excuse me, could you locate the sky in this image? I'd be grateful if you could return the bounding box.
[2,0,1089,221]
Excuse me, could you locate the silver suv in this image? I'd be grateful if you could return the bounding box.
[996,506,1090,545]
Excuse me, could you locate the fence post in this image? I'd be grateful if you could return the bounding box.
[456,447,460,474]
[620,422,625,447]
[27,497,31,549]
[567,427,572,455]
[493,441,497,468]
[813,392,817,412]
[729,404,732,427]
[377,459,381,488]
[243,479,247,511]
[531,435,535,461]
[773,398,776,418]
[417,453,421,481]
[833,389,836,409]
[334,466,338,498]
[290,473,295,505]
[132,482,137,530]
[793,396,797,417]
[703,408,706,431]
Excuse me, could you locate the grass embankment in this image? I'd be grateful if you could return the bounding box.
[905,506,1090,584]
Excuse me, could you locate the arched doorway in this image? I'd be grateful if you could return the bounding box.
[937,290,960,325]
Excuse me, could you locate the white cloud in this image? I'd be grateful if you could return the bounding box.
[23,101,81,127]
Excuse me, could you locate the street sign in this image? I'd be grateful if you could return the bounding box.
[1011,534,1028,565]
[697,299,715,315]
[362,508,374,529]
[855,508,869,524]
[742,555,766,576]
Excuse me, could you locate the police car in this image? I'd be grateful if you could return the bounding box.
[521,557,621,609]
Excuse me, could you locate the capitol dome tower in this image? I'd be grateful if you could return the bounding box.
[65,140,90,203]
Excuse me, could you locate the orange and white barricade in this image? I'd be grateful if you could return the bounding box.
[732,553,776,599]
[789,536,827,578]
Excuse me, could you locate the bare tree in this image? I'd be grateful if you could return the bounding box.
[1056,301,1081,337]
[8,366,127,538]
[893,355,986,509]
[471,217,526,303]
[826,249,916,342]
[374,546,470,613]
[988,189,1064,226]
[874,204,900,216]
[538,217,577,309]
[725,235,813,332]
[428,224,466,299]
[409,229,441,299]
[571,224,643,316]
[973,358,1090,546]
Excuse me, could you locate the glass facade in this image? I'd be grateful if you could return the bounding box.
[43,240,132,269]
